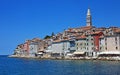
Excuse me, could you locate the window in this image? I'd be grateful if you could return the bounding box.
[105,42,107,45]
[92,47,94,50]
[87,47,88,50]
[70,41,75,47]
[110,33,112,35]
[105,38,107,41]
[77,47,78,50]
[116,47,118,50]
[116,42,117,45]
[91,43,94,45]
[87,43,88,45]
[86,39,89,41]
[76,43,78,46]
[115,37,117,41]
[80,43,82,46]
[100,42,101,45]
[106,47,107,50]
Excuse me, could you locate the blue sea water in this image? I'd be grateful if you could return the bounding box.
[0,55,120,75]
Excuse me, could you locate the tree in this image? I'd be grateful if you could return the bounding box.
[51,32,55,37]
[44,35,51,39]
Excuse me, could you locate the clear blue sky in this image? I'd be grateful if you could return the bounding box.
[0,0,120,55]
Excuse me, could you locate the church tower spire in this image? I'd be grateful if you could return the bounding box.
[86,8,92,26]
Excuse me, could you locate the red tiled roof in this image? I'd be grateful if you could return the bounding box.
[90,31,102,35]
[80,26,93,31]
[53,40,61,43]
[76,35,86,39]
[67,26,93,33]
[114,28,120,33]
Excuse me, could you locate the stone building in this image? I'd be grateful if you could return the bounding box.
[75,35,86,57]
[50,39,70,57]
[29,42,38,57]
[99,27,120,57]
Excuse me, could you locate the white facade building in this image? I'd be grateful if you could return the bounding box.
[51,40,70,57]
[75,37,86,56]
[29,42,38,57]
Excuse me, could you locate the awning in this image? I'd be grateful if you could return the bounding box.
[45,50,52,52]
[67,53,73,56]
[99,51,120,55]
[38,50,44,52]
[37,52,43,55]
[73,51,85,54]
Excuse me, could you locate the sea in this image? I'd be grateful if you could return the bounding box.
[0,55,120,75]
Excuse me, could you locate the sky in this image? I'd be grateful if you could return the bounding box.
[0,0,120,55]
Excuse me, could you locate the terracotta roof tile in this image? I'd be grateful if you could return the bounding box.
[114,28,120,33]
[53,40,61,43]
[76,35,86,39]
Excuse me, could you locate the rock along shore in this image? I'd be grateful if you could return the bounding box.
[8,55,120,61]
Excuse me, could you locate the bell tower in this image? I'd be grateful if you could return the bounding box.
[86,8,92,26]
